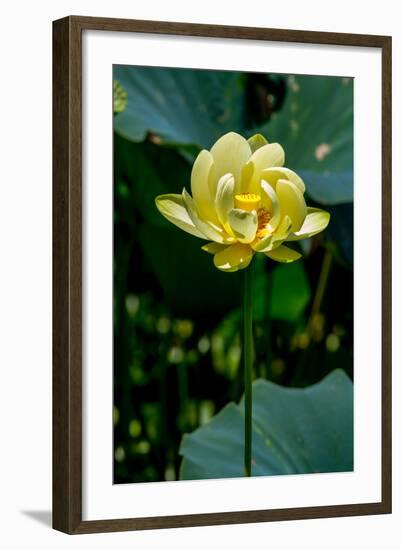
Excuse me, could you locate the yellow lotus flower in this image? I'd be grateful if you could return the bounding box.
[155,132,330,272]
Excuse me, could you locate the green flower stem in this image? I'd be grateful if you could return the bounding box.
[243,263,254,477]
[307,249,333,337]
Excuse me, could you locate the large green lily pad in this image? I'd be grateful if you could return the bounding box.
[180,369,353,479]
[259,75,353,205]
[114,66,245,148]
[270,261,311,322]
[251,257,311,323]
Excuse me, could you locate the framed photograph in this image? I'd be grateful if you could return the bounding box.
[53,16,392,534]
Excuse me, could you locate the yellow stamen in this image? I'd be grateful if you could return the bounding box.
[256,208,272,238]
[234,192,261,212]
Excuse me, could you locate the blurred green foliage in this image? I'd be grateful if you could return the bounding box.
[113,67,353,484]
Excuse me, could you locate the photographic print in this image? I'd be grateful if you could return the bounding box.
[53,16,391,533]
[112,65,354,484]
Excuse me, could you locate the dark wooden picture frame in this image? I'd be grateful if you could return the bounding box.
[53,15,392,534]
